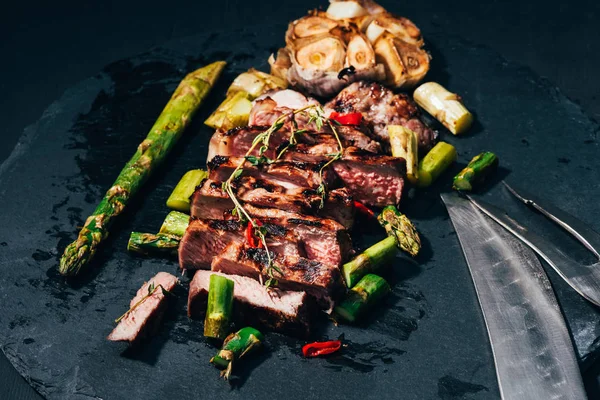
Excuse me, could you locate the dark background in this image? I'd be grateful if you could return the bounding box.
[1,0,599,398]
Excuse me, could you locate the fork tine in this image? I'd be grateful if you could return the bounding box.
[504,181,600,259]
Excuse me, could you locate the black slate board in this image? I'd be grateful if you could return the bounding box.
[1,26,599,400]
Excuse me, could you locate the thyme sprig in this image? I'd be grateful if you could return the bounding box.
[114,281,172,323]
[221,103,344,286]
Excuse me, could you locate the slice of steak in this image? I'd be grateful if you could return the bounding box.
[207,155,337,189]
[242,204,353,268]
[188,270,315,337]
[211,242,343,309]
[280,146,406,207]
[108,272,178,345]
[324,81,437,153]
[178,219,303,270]
[332,147,406,207]
[191,178,355,229]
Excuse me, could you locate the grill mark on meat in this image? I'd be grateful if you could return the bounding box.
[207,155,229,170]
[287,218,323,227]
[208,219,241,231]
[263,223,287,237]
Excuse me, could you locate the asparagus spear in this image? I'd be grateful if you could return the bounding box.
[59,61,226,277]
[453,152,499,191]
[377,205,421,257]
[227,68,287,98]
[211,327,265,380]
[127,232,180,257]
[205,69,287,131]
[204,275,235,340]
[204,91,253,131]
[413,82,473,135]
[166,169,208,212]
[159,210,190,237]
[343,236,397,288]
[334,274,391,323]
[417,141,457,188]
[388,125,419,184]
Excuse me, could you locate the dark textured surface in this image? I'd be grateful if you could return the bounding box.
[1,23,600,399]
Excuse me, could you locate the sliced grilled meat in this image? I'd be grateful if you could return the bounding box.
[211,242,343,308]
[207,155,337,189]
[242,204,352,268]
[108,272,178,345]
[178,219,303,270]
[207,123,380,162]
[279,146,406,207]
[191,178,355,229]
[332,147,406,207]
[324,81,436,152]
[188,270,315,336]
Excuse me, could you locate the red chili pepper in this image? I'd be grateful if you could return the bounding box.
[353,201,375,218]
[302,340,342,357]
[245,220,264,248]
[329,111,363,125]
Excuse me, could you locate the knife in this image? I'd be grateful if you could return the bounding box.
[441,193,586,399]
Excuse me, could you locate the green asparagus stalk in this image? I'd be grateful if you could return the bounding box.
[159,211,190,237]
[204,91,253,131]
[334,274,391,323]
[453,152,499,191]
[388,125,419,184]
[204,275,235,340]
[377,205,421,257]
[205,69,287,131]
[343,236,397,288]
[417,141,457,187]
[59,61,226,277]
[127,232,180,256]
[166,169,208,212]
[227,68,288,98]
[211,327,265,380]
[413,82,473,135]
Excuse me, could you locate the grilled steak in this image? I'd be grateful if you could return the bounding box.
[178,219,303,270]
[332,147,406,207]
[207,123,380,162]
[191,178,355,229]
[188,270,315,336]
[324,81,436,152]
[207,155,337,189]
[108,272,178,345]
[242,204,352,268]
[278,146,407,207]
[211,242,343,308]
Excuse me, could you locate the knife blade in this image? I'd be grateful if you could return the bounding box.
[441,193,586,400]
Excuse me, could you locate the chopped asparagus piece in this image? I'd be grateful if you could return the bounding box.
[227,68,287,98]
[58,61,226,276]
[377,206,421,257]
[204,275,235,340]
[413,82,473,135]
[453,152,499,191]
[388,125,419,184]
[211,327,265,380]
[417,141,457,187]
[159,211,190,237]
[204,91,253,131]
[334,274,391,323]
[343,236,397,288]
[166,169,208,212]
[127,232,180,256]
